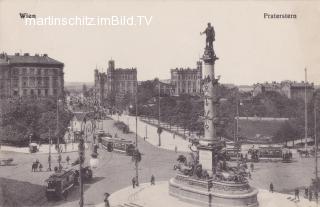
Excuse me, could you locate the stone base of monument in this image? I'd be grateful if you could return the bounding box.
[169,174,259,207]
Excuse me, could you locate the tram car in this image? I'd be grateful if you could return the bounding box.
[258,146,283,159]
[96,130,112,143]
[101,136,135,156]
[45,169,77,201]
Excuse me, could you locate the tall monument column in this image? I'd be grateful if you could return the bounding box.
[198,22,224,173]
[169,22,258,207]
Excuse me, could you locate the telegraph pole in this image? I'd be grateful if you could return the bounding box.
[158,80,161,146]
[48,128,52,171]
[57,98,61,170]
[135,80,139,186]
[79,118,86,207]
[305,68,308,151]
[315,94,318,181]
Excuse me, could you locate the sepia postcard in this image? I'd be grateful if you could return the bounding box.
[0,0,320,207]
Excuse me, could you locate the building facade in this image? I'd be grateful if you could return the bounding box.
[94,60,137,107]
[0,52,64,99]
[253,81,314,101]
[170,61,202,96]
[157,79,175,96]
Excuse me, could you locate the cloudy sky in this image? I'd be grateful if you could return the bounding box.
[1,0,319,85]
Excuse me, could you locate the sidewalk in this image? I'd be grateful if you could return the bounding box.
[0,143,88,154]
[96,181,318,207]
[112,115,191,153]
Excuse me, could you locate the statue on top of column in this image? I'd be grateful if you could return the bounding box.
[200,22,215,50]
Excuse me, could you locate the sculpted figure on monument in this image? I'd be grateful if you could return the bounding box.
[200,22,215,50]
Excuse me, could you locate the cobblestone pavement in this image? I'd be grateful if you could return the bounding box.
[0,117,318,206]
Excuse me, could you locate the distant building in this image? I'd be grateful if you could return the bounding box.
[170,61,202,96]
[157,79,175,96]
[253,81,314,101]
[0,52,64,98]
[94,59,137,107]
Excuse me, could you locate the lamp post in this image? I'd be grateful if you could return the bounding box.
[56,98,62,171]
[79,117,86,207]
[48,128,52,171]
[158,80,161,147]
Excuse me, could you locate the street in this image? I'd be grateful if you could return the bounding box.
[0,117,319,206]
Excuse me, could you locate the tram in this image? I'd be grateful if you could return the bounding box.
[101,136,135,156]
[45,169,77,201]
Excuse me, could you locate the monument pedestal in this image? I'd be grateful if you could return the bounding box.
[169,174,259,207]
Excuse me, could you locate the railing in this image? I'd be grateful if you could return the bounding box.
[174,174,250,192]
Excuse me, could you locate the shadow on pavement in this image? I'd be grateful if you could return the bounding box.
[0,177,46,207]
[0,176,105,207]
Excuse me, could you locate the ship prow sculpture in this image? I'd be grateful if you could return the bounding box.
[169,22,259,207]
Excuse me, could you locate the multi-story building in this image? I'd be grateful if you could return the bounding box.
[253,81,314,101]
[94,59,137,107]
[170,61,202,96]
[0,52,64,98]
[157,79,175,96]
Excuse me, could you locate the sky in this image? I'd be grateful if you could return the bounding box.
[0,0,320,85]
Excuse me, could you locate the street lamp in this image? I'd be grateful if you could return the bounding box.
[56,98,62,171]
[48,127,52,171]
[157,79,162,147]
[79,117,86,207]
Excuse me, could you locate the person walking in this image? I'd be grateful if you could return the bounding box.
[175,145,178,153]
[294,188,300,200]
[250,163,254,172]
[104,193,110,207]
[305,187,309,198]
[132,177,136,189]
[269,183,274,193]
[39,163,43,172]
[66,156,70,165]
[151,175,155,185]
[309,190,313,201]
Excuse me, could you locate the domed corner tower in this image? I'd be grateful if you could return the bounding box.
[169,23,259,207]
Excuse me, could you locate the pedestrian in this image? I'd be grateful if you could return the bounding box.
[173,133,175,139]
[250,163,254,172]
[175,146,178,153]
[66,156,70,165]
[104,193,110,207]
[39,163,43,172]
[305,187,309,198]
[132,177,136,188]
[294,188,300,200]
[63,190,68,201]
[269,183,274,193]
[151,175,155,185]
[309,190,313,201]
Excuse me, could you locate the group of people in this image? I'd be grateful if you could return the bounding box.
[131,175,156,188]
[32,154,72,173]
[295,187,319,202]
[31,159,43,172]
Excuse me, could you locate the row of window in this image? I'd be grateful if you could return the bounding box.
[172,74,201,80]
[10,67,62,76]
[18,77,58,88]
[110,73,136,80]
[12,88,58,96]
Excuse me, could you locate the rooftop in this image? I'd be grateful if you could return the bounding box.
[0,52,63,66]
